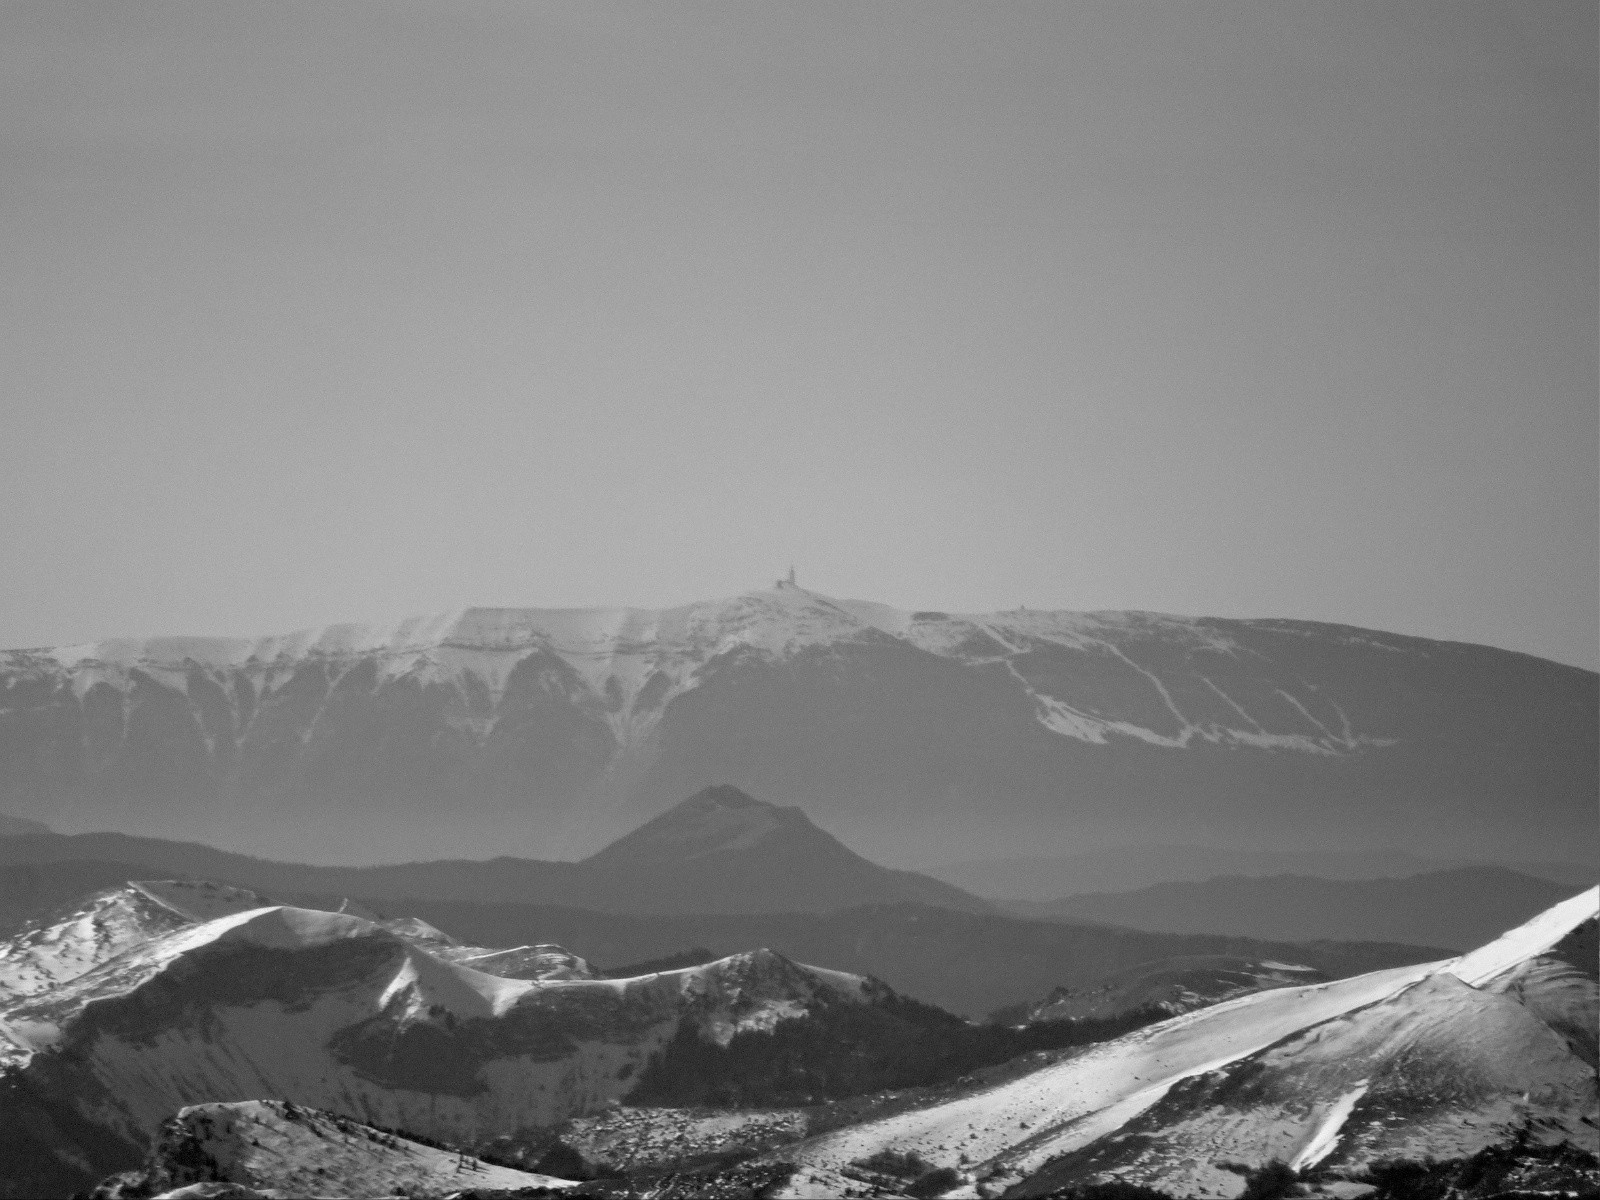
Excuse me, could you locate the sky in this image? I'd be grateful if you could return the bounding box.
[2,2,1595,669]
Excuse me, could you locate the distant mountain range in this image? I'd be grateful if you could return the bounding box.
[0,813,47,837]
[926,845,1597,899]
[1003,867,1581,951]
[0,785,986,917]
[364,897,1444,1020]
[2,586,1593,865]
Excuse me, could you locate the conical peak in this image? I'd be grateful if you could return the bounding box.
[584,785,826,868]
[681,784,767,812]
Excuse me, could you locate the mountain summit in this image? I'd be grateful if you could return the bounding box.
[584,785,988,913]
[586,785,803,865]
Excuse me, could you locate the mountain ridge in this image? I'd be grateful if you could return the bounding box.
[3,585,1593,866]
[926,845,1599,898]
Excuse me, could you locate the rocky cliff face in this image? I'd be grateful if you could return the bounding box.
[2,586,1593,864]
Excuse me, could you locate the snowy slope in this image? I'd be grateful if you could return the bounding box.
[0,900,882,1193]
[0,880,600,1017]
[1021,967,1598,1197]
[0,880,272,1004]
[105,1099,575,1197]
[377,916,598,980]
[783,887,1600,1196]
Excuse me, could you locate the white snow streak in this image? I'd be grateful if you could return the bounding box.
[1289,1081,1369,1171]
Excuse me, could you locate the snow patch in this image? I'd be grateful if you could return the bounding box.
[1289,1081,1369,1171]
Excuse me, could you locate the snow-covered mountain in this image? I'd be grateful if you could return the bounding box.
[0,879,272,1004]
[376,917,599,981]
[0,896,888,1197]
[2,585,1593,865]
[780,887,1600,1197]
[7,880,1587,1197]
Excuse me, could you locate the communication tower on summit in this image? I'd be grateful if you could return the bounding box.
[777,566,796,588]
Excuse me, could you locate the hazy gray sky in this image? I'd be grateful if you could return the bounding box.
[3,2,1595,668]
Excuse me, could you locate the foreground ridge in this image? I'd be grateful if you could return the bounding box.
[778,886,1600,1197]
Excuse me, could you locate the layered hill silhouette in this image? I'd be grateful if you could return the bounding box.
[0,785,988,917]
[928,845,1598,898]
[0,814,47,837]
[0,788,1456,1017]
[1004,866,1581,951]
[2,587,1594,866]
